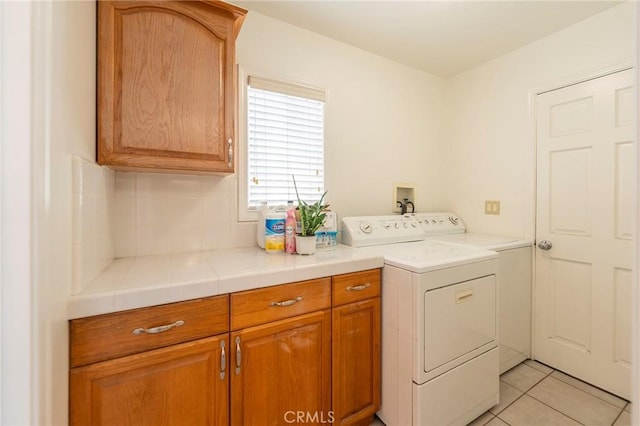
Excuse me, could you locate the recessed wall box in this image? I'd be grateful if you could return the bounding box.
[393,183,416,214]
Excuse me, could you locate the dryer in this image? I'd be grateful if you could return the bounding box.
[342,215,500,425]
[424,216,533,374]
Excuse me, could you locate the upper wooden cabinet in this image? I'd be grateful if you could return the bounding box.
[97,1,247,174]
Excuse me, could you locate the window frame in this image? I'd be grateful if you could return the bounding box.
[237,65,327,221]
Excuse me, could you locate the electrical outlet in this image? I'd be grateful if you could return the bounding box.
[484,200,501,215]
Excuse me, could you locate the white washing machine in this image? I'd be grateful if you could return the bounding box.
[342,215,500,426]
[422,214,533,374]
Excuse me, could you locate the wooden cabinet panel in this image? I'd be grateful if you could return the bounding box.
[70,295,228,367]
[97,1,246,173]
[230,310,332,425]
[69,269,382,425]
[230,278,331,330]
[70,335,229,426]
[332,269,381,306]
[332,298,381,425]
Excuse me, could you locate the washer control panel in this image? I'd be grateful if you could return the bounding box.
[413,213,465,235]
[342,212,465,247]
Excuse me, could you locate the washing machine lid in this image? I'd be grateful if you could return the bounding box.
[430,233,532,250]
[366,240,498,273]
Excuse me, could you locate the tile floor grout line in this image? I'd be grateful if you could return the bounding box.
[492,365,553,420]
[525,361,556,377]
[491,388,528,418]
[546,373,629,409]
[499,370,547,397]
[609,407,625,426]
[511,364,626,424]
[490,413,513,426]
[524,391,591,426]
[472,360,629,426]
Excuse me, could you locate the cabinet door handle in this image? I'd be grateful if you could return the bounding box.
[220,340,226,380]
[269,296,303,307]
[235,336,241,375]
[347,283,370,292]
[132,320,184,335]
[228,138,233,168]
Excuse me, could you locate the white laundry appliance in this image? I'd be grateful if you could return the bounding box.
[342,215,500,426]
[423,213,533,374]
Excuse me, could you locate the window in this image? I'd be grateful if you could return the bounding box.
[239,70,326,220]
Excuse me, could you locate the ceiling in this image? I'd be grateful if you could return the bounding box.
[232,1,624,78]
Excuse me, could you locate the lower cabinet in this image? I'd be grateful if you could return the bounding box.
[230,311,332,425]
[332,298,381,425]
[332,269,382,426]
[70,335,229,425]
[69,270,381,425]
[68,295,230,426]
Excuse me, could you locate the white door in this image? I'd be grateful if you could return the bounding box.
[534,68,635,399]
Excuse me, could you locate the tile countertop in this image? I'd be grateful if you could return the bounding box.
[68,245,385,319]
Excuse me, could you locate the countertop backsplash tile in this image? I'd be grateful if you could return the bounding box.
[72,156,115,294]
[114,172,255,258]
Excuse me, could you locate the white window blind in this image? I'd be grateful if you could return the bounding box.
[247,76,325,209]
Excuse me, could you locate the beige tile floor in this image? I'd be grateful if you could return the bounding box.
[371,360,631,426]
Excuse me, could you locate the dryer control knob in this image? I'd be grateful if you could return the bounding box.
[360,223,373,234]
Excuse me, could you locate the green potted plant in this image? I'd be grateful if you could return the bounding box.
[293,176,330,255]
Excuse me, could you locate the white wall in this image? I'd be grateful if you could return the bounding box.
[1,2,34,423]
[237,12,448,218]
[29,2,636,424]
[36,7,449,420]
[444,2,635,239]
[113,11,448,257]
[36,1,97,424]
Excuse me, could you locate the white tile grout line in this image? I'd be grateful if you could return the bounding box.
[505,360,629,411]
[496,393,584,426]
[610,408,627,426]
[500,364,553,394]
[548,371,630,408]
[497,363,620,426]
[524,359,555,375]
[497,376,626,426]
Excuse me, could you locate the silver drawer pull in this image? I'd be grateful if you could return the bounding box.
[269,296,303,307]
[132,320,184,335]
[347,283,370,292]
[235,336,241,375]
[220,340,226,380]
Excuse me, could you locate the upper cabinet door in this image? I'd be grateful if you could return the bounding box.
[97,1,246,174]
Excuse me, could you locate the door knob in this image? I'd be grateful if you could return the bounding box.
[537,240,553,250]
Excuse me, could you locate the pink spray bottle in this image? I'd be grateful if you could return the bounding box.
[285,207,297,254]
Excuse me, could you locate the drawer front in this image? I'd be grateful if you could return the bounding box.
[332,269,381,306]
[230,278,331,330]
[424,275,496,372]
[70,295,229,367]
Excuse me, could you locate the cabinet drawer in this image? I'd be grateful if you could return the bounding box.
[231,278,331,330]
[70,295,229,367]
[332,269,381,306]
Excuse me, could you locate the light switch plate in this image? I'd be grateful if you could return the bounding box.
[485,200,501,215]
